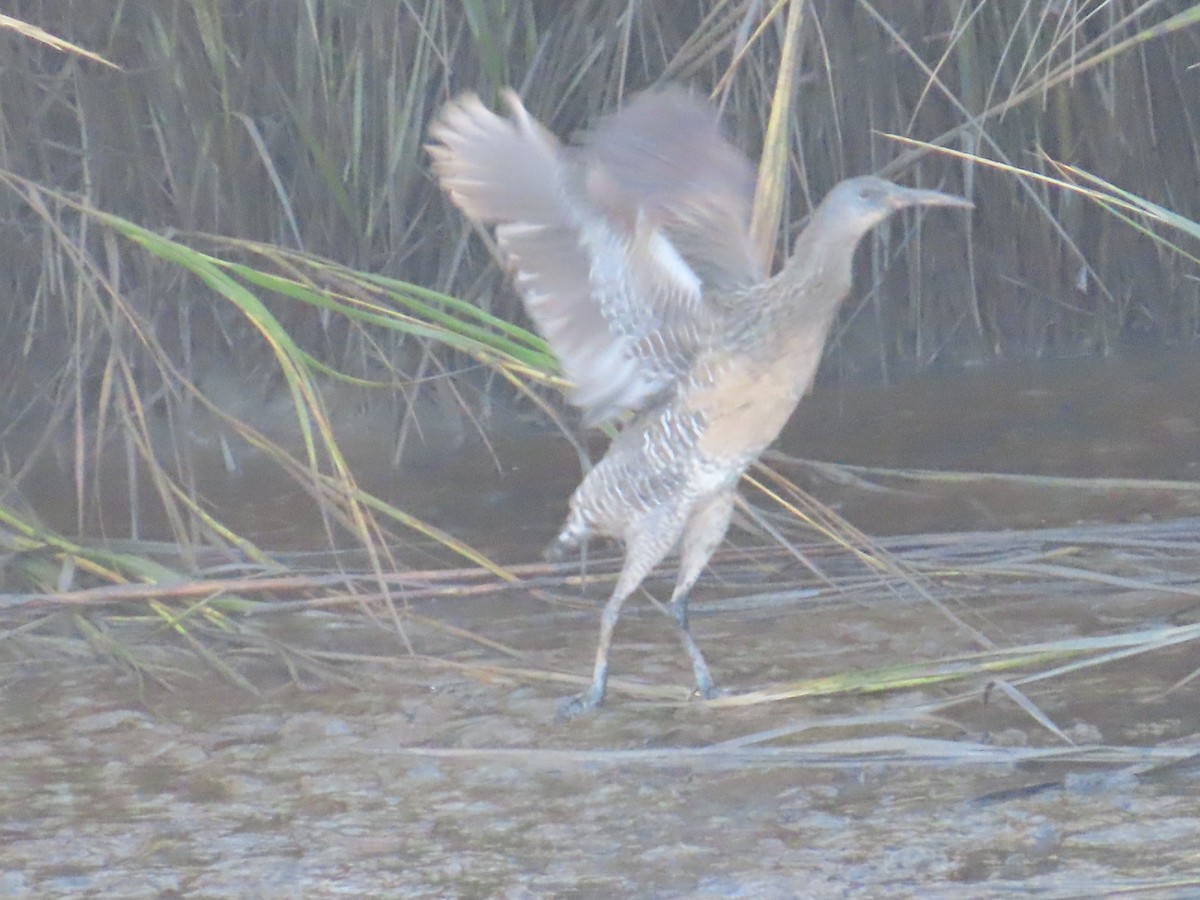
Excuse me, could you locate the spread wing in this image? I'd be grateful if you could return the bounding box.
[582,86,763,293]
[428,88,761,425]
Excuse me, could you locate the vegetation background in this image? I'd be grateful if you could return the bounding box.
[1,1,1198,667]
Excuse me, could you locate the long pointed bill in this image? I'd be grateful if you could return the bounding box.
[888,185,974,210]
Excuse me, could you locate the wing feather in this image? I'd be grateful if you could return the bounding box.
[428,88,759,425]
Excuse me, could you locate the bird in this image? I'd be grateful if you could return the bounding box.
[427,85,971,716]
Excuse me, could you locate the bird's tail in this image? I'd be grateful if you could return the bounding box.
[543,514,589,562]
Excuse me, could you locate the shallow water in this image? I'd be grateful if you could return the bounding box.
[5,351,1200,896]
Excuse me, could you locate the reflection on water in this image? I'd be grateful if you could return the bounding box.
[12,349,1200,554]
[787,350,1200,480]
[4,351,1200,895]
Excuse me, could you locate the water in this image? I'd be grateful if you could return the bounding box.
[3,351,1200,897]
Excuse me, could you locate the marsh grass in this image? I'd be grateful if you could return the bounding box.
[1,2,1199,732]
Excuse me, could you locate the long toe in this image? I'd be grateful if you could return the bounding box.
[694,682,728,701]
[692,666,724,701]
[555,688,605,721]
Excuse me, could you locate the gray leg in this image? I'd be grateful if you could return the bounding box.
[669,491,735,700]
[558,511,682,719]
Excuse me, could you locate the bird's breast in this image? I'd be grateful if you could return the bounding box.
[689,329,828,461]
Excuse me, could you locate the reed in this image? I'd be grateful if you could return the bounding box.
[1,3,1197,718]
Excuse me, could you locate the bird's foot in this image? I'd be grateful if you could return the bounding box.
[691,667,727,701]
[681,640,720,702]
[692,682,728,702]
[555,686,605,722]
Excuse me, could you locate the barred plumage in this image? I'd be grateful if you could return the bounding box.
[428,86,971,714]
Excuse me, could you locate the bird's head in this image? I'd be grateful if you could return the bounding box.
[821,175,973,233]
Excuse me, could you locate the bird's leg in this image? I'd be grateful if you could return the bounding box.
[669,490,736,700]
[558,513,680,720]
[668,586,714,699]
[557,581,634,719]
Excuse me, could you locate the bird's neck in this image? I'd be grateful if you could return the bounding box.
[721,208,873,356]
[774,208,870,322]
